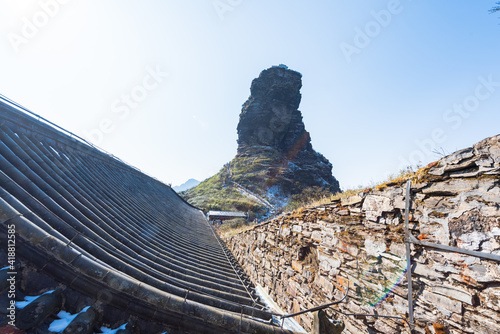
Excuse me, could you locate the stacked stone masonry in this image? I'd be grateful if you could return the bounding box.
[225,134,500,334]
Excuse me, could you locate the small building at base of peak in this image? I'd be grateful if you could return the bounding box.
[207,211,247,224]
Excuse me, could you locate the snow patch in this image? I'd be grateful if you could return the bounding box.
[266,185,289,210]
[99,323,127,334]
[15,290,55,309]
[49,306,91,333]
[254,284,307,333]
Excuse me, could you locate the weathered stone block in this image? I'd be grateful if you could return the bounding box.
[315,275,334,294]
[373,319,400,334]
[413,263,445,279]
[292,260,303,273]
[338,209,349,216]
[389,243,406,258]
[467,313,500,334]
[302,269,314,281]
[341,195,363,207]
[422,178,479,196]
[457,231,491,251]
[365,238,386,257]
[337,240,360,257]
[430,285,473,305]
[362,195,393,221]
[480,286,500,311]
[311,230,322,243]
[302,230,312,238]
[421,290,462,314]
[433,263,460,274]
[318,252,341,272]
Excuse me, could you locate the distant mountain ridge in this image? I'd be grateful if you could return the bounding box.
[173,178,200,192]
[182,65,340,218]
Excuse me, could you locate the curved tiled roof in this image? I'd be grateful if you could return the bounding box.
[0,98,295,333]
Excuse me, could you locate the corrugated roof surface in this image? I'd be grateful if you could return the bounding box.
[0,97,295,333]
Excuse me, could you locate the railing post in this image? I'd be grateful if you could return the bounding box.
[404,180,414,332]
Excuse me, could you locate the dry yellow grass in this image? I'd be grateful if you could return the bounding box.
[375,161,438,191]
[302,161,439,208]
[217,224,255,238]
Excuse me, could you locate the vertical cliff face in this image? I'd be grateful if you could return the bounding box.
[234,65,340,196]
[183,65,340,216]
[237,66,311,154]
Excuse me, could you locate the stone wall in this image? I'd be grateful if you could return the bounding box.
[224,135,500,334]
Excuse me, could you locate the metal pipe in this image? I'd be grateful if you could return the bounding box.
[404,180,414,332]
[279,285,349,319]
[409,235,500,262]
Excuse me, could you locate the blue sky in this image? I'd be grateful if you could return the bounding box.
[1,1,499,189]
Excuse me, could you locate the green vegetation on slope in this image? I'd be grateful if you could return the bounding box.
[180,165,267,216]
[284,186,336,211]
[181,149,337,219]
[217,218,253,237]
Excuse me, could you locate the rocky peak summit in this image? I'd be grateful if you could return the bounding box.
[237,65,312,154]
[235,65,339,194]
[183,65,340,217]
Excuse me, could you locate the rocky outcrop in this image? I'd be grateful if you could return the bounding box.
[236,65,339,194]
[183,65,340,216]
[237,65,308,154]
[225,134,500,333]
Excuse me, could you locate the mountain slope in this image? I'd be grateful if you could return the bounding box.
[173,178,200,192]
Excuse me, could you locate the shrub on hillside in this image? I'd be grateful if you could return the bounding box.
[219,218,248,231]
[285,186,334,211]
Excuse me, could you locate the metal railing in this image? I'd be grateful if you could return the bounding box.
[279,285,350,321]
[276,282,411,330]
[403,179,500,332]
